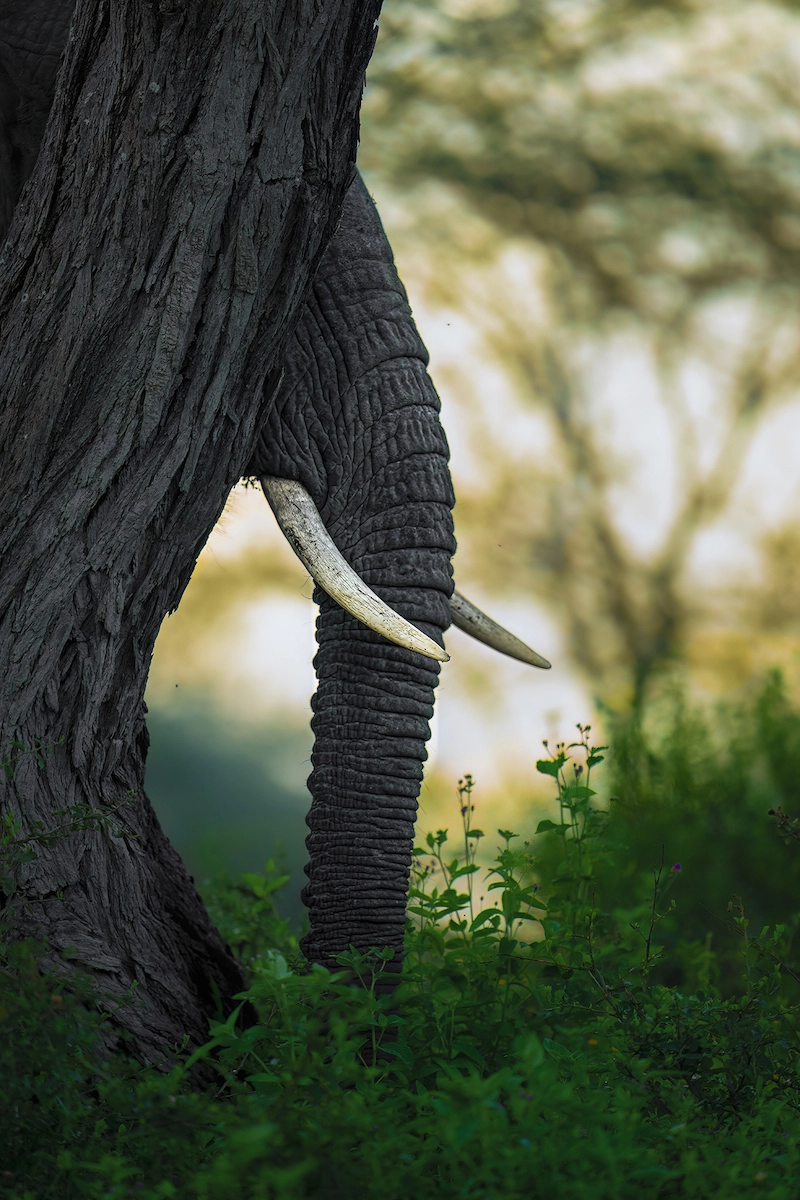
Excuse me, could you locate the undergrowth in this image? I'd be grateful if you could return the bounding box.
[3,681,800,1197]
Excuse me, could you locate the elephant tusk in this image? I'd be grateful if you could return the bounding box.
[450,590,551,669]
[260,476,450,663]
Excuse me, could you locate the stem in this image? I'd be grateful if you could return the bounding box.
[459,775,476,926]
[641,846,665,990]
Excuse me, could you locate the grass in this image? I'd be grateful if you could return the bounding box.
[3,674,800,1197]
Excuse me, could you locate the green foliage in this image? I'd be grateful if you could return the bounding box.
[595,671,800,996]
[202,861,303,970]
[5,693,800,1195]
[363,0,800,317]
[360,0,800,705]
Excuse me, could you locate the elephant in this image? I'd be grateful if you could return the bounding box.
[0,0,549,997]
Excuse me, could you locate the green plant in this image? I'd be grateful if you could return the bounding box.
[4,693,800,1197]
[599,672,800,999]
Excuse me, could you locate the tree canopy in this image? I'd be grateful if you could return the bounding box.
[357,0,800,705]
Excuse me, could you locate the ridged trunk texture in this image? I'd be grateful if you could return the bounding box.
[252,174,456,976]
[0,0,381,1063]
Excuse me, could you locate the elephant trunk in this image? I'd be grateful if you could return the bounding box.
[251,172,455,973]
[304,399,453,971]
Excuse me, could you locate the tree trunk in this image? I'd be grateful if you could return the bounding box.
[0,0,380,1065]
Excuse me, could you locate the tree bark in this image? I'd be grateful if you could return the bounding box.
[0,0,380,1065]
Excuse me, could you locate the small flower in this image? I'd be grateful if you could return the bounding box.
[587,1038,598,1045]
[671,862,682,873]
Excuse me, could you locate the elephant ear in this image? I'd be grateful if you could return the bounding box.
[0,0,76,243]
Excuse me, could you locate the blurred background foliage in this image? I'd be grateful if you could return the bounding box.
[146,0,800,929]
[360,0,800,705]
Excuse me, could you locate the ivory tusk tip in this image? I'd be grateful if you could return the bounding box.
[450,589,552,670]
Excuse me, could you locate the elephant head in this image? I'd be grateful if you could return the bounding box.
[248,174,549,973]
[0,1,549,985]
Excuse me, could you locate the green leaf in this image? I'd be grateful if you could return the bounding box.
[470,907,503,930]
[536,819,558,833]
[562,785,595,801]
[241,871,290,897]
[450,863,480,880]
[380,1041,413,1066]
[542,1038,574,1061]
[536,759,561,777]
[452,1037,483,1065]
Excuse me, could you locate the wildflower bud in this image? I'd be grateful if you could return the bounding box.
[671,863,682,873]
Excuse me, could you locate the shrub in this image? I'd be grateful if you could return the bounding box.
[597,671,800,998]
[3,682,800,1197]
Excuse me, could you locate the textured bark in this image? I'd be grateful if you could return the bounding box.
[252,175,456,974]
[0,0,381,1063]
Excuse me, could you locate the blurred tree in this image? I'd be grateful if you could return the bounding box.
[359,0,800,707]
